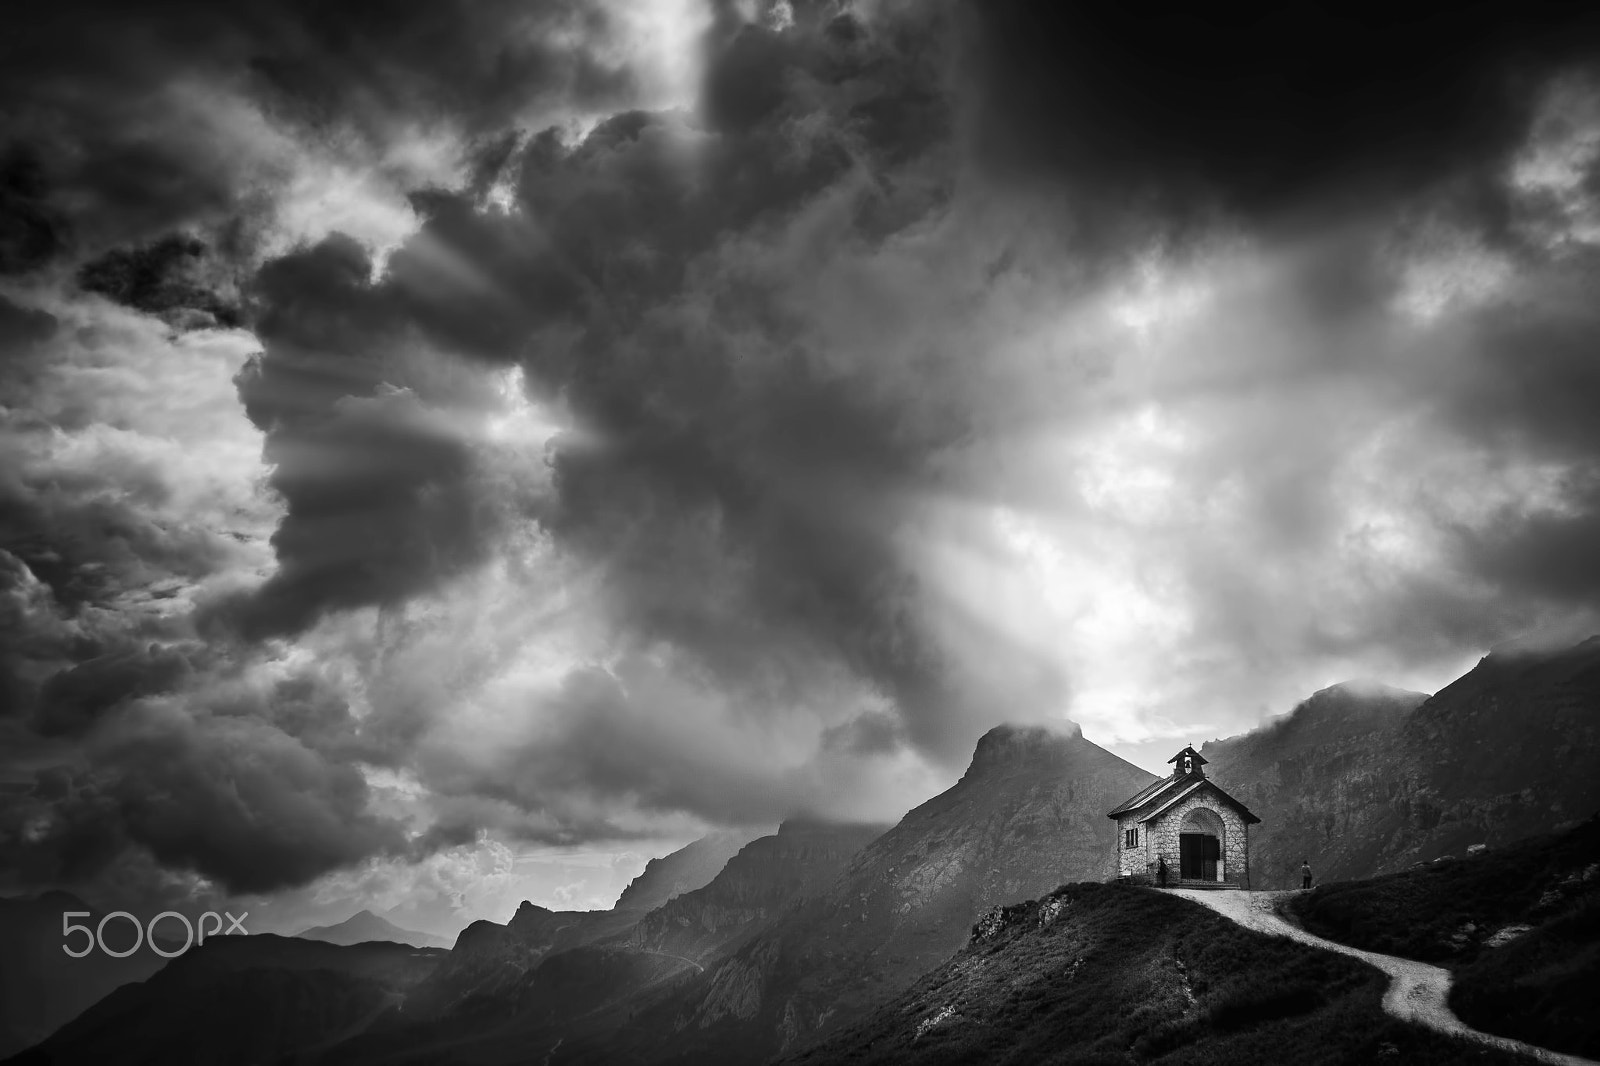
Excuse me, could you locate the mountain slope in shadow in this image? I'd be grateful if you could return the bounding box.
[3,934,445,1066]
[1204,636,1600,888]
[784,881,1540,1066]
[0,891,171,1059]
[561,723,1157,1064]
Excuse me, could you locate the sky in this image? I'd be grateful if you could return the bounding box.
[2,0,1599,933]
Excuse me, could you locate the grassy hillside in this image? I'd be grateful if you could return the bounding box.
[1286,817,1599,962]
[786,882,1536,1066]
[1286,816,1600,1057]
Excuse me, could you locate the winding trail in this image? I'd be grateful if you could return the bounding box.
[1171,889,1598,1066]
[633,948,704,973]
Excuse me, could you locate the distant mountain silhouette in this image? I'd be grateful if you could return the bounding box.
[318,819,886,1065]
[0,891,173,1059]
[298,909,451,949]
[2,934,445,1065]
[620,819,889,963]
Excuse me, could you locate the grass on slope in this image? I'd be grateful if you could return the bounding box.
[1286,816,1600,962]
[1451,896,1600,1058]
[787,882,1536,1066]
[1285,815,1600,1058]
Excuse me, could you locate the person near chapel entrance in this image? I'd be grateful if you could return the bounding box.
[1157,856,1169,888]
[1301,859,1313,889]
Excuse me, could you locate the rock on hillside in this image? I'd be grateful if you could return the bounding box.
[623,819,888,963]
[1203,637,1600,888]
[614,830,758,913]
[571,722,1158,1064]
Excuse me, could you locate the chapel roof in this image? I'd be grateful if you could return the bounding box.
[1136,777,1261,825]
[1105,747,1260,824]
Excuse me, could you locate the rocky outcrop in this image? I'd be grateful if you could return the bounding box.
[623,819,887,963]
[1203,639,1600,888]
[613,830,758,913]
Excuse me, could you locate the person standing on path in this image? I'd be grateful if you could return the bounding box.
[1157,856,1169,888]
[1301,859,1313,889]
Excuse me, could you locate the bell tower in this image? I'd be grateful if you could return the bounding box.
[1168,746,1207,780]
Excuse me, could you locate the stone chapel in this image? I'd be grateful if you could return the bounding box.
[1106,746,1260,887]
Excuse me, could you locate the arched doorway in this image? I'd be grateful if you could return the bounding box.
[1179,807,1225,881]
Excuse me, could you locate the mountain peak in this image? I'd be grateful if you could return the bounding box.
[1203,680,1427,761]
[296,907,449,948]
[966,721,1086,774]
[1309,678,1423,701]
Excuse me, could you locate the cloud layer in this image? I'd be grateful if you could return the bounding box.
[2,0,1599,918]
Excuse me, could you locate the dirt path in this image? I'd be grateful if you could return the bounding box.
[1171,889,1597,1066]
[634,949,704,973]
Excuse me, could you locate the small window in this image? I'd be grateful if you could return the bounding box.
[1125,828,1139,849]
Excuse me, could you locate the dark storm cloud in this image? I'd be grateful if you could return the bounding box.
[89,702,404,893]
[77,235,243,328]
[966,0,1600,216]
[222,4,999,763]
[8,0,1600,898]
[0,564,409,893]
[222,237,498,636]
[0,147,67,276]
[33,643,196,737]
[0,269,410,896]
[0,0,641,264]
[0,444,236,613]
[5,694,407,895]
[1444,261,1600,606]
[9,0,962,893]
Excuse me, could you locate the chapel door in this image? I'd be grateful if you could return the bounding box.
[1179,833,1203,879]
[1180,833,1220,880]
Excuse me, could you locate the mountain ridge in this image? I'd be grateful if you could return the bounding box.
[1204,635,1600,888]
[563,721,1158,1063]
